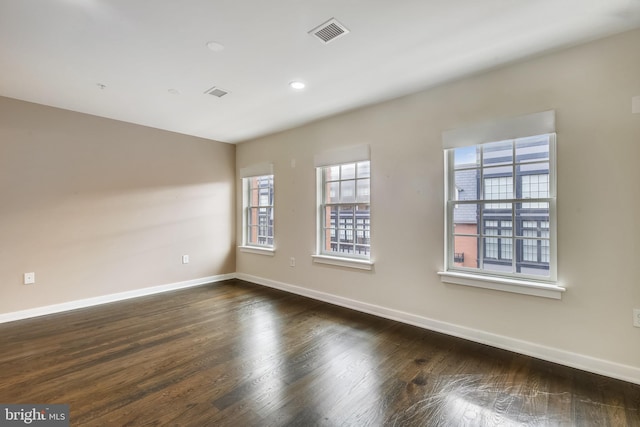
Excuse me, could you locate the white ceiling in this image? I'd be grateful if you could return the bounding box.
[2,0,640,144]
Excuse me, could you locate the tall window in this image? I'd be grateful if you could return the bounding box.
[318,161,371,259]
[243,174,274,248]
[445,133,556,281]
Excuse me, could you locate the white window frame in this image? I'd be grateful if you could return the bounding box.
[312,146,373,270]
[438,111,565,299]
[239,163,275,256]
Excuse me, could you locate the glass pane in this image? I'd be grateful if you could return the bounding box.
[484,220,498,235]
[356,178,370,202]
[518,163,549,205]
[454,146,480,169]
[483,256,513,274]
[453,203,479,234]
[323,228,337,253]
[340,180,356,203]
[517,238,550,277]
[249,188,259,207]
[248,226,259,245]
[341,163,356,180]
[516,135,549,163]
[484,237,498,259]
[454,169,479,201]
[453,235,478,268]
[355,205,370,245]
[355,245,370,256]
[324,206,338,229]
[483,167,513,205]
[500,237,513,260]
[357,161,370,178]
[515,203,549,237]
[323,166,339,182]
[258,188,270,206]
[483,140,513,166]
[326,181,339,203]
[483,234,513,273]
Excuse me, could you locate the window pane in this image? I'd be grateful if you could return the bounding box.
[357,161,370,178]
[325,206,338,229]
[516,203,549,237]
[341,163,356,180]
[249,188,259,207]
[485,237,498,259]
[340,180,356,203]
[453,203,479,234]
[517,238,550,277]
[483,256,514,273]
[453,235,478,268]
[324,166,340,182]
[516,135,549,163]
[247,225,259,245]
[454,169,479,201]
[355,245,370,256]
[357,178,370,202]
[454,146,480,169]
[483,140,513,166]
[326,181,339,203]
[518,166,549,208]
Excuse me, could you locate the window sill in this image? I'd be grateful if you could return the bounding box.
[312,255,373,271]
[437,271,565,299]
[239,246,275,256]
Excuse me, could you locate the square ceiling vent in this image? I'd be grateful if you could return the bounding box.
[308,18,349,44]
[204,86,229,98]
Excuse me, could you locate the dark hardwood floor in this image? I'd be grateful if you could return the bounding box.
[0,279,638,426]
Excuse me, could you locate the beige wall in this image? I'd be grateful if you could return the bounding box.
[0,97,235,313]
[237,29,640,370]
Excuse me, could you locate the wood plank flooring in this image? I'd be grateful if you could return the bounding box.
[0,279,639,426]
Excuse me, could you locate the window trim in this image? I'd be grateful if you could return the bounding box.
[440,112,563,298]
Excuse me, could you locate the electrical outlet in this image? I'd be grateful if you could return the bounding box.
[182,255,189,264]
[24,272,35,285]
[633,309,640,328]
[289,257,295,267]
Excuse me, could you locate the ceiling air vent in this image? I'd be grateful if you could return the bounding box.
[204,86,229,98]
[308,18,349,44]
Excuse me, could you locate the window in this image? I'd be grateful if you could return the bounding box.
[318,161,371,258]
[439,110,563,299]
[242,174,274,250]
[313,145,372,270]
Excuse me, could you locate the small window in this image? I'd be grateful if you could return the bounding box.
[243,174,274,248]
[317,161,371,259]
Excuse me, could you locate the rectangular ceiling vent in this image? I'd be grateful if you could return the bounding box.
[204,86,229,98]
[309,18,349,44]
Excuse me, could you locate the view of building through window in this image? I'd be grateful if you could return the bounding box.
[245,175,274,247]
[319,161,371,258]
[450,134,553,278]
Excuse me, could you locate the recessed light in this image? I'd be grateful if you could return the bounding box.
[96,83,106,90]
[289,81,306,90]
[206,41,225,52]
[168,88,181,95]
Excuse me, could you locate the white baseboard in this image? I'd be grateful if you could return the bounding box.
[0,273,235,324]
[235,272,640,386]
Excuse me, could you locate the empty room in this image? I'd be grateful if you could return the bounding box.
[1,0,640,425]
